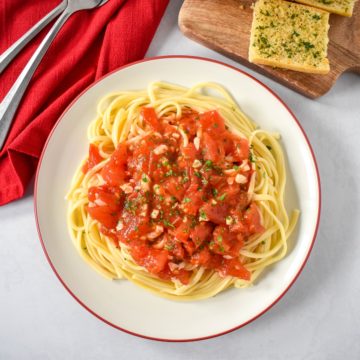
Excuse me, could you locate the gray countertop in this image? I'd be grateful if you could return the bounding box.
[1,1,360,358]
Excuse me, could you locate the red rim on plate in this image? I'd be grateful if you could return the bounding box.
[34,55,321,342]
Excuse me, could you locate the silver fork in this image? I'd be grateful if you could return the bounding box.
[0,0,108,150]
[0,0,68,74]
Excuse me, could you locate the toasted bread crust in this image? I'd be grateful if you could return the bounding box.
[293,0,357,17]
[249,0,330,74]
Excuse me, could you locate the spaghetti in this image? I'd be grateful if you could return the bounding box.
[66,82,299,301]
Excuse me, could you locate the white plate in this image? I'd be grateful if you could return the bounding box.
[35,56,320,341]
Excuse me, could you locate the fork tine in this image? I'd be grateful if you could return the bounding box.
[97,0,109,7]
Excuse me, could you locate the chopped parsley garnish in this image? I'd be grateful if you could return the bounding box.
[124,200,137,214]
[218,193,227,201]
[199,210,207,220]
[212,188,218,197]
[183,197,191,203]
[181,176,189,184]
[194,171,202,178]
[163,219,175,229]
[302,41,315,51]
[142,174,148,183]
[201,178,208,185]
[204,160,213,170]
[165,169,174,177]
[249,152,255,163]
[233,165,240,170]
[164,243,175,251]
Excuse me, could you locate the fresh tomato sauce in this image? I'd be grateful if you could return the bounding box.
[85,108,264,284]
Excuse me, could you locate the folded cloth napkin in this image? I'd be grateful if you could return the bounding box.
[0,0,169,205]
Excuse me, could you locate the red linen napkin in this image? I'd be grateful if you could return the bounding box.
[0,0,169,205]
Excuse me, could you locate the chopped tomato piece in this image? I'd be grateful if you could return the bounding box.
[219,133,234,154]
[232,137,250,161]
[87,186,123,229]
[183,240,196,256]
[182,143,198,163]
[88,185,122,209]
[218,259,251,280]
[82,144,103,173]
[181,178,204,215]
[206,254,223,269]
[221,185,241,207]
[163,177,185,201]
[190,222,213,248]
[202,202,229,224]
[209,174,225,188]
[101,143,127,186]
[190,247,211,266]
[141,107,162,132]
[211,226,244,257]
[182,190,204,215]
[87,206,119,229]
[202,132,224,163]
[131,245,168,274]
[172,241,185,259]
[244,203,264,235]
[199,110,226,135]
[179,111,198,136]
[220,133,250,161]
[174,269,192,285]
[229,214,248,234]
[172,222,190,243]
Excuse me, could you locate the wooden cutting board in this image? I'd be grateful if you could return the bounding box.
[179,0,360,98]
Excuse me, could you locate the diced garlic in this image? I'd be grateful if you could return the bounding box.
[120,183,133,194]
[192,159,202,168]
[151,209,160,219]
[235,174,247,184]
[116,221,124,231]
[141,174,150,191]
[152,237,166,249]
[168,262,178,272]
[227,177,235,185]
[94,199,107,206]
[153,184,161,194]
[193,137,200,150]
[147,225,164,240]
[153,144,168,155]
